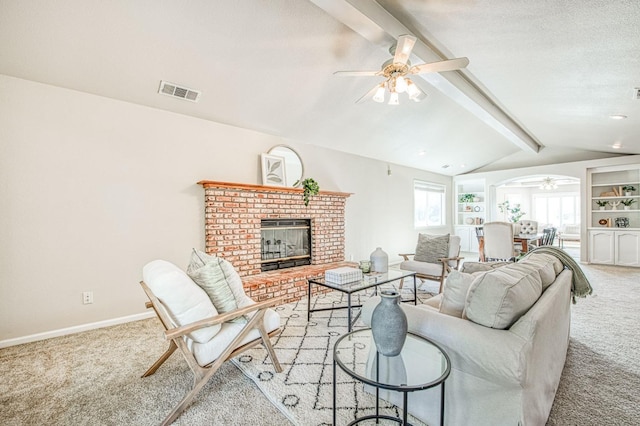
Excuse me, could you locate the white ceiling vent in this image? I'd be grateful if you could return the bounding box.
[158,80,201,102]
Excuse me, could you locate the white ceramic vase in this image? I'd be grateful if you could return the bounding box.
[370,247,388,273]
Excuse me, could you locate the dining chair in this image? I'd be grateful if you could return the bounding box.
[537,227,557,246]
[480,221,515,262]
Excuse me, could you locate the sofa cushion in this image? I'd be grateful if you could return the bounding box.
[414,233,449,263]
[519,253,563,291]
[465,262,543,329]
[400,260,447,277]
[460,261,512,274]
[439,270,476,318]
[143,260,221,343]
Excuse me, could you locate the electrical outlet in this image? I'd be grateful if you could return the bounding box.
[82,291,93,304]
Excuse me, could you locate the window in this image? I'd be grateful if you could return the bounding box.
[414,180,446,228]
[532,193,580,227]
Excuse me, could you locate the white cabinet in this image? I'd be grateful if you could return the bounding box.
[616,231,640,266]
[455,226,480,253]
[588,165,640,267]
[588,230,640,267]
[588,230,615,264]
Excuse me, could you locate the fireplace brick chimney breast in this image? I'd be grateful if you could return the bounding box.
[198,181,352,303]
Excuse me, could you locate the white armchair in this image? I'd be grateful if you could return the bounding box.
[140,259,282,425]
[399,234,463,293]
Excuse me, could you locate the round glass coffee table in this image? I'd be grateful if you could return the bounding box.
[333,328,450,425]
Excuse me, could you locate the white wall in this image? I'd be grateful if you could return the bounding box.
[0,75,450,342]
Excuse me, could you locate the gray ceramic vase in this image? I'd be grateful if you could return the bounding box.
[371,290,408,356]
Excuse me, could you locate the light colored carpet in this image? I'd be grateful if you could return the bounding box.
[1,263,638,425]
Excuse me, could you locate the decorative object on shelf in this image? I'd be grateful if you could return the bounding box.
[465,205,473,211]
[370,247,389,273]
[474,206,481,212]
[497,200,526,223]
[622,185,636,196]
[600,191,616,197]
[608,200,621,211]
[459,193,475,203]
[465,217,474,224]
[268,145,304,187]
[300,178,320,206]
[621,199,637,210]
[540,177,558,190]
[260,153,287,186]
[598,219,608,226]
[596,200,608,210]
[615,217,630,228]
[359,260,371,273]
[370,290,408,356]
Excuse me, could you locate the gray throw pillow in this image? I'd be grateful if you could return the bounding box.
[414,234,450,263]
[187,250,246,323]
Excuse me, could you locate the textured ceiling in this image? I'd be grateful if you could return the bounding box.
[1,0,638,175]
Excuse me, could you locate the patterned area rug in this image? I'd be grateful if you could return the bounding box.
[232,285,434,426]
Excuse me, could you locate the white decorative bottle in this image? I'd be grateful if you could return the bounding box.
[370,247,388,273]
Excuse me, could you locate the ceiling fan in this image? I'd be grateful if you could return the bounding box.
[334,35,469,104]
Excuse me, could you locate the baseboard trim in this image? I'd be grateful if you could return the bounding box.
[0,311,156,349]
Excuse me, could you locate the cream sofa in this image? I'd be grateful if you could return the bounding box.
[558,224,580,247]
[362,253,572,426]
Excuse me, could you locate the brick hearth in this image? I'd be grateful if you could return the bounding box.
[198,181,352,302]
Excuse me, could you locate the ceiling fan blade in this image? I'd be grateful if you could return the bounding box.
[333,70,381,77]
[355,83,383,104]
[393,35,416,65]
[409,57,469,74]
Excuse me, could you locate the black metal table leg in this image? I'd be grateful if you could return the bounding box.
[307,280,312,321]
[440,381,445,426]
[347,292,352,332]
[403,391,408,425]
[333,357,337,426]
[413,275,417,305]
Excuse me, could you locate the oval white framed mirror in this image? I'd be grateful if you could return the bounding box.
[268,145,304,187]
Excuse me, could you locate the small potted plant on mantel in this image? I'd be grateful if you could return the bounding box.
[595,200,608,210]
[622,185,636,196]
[620,199,637,210]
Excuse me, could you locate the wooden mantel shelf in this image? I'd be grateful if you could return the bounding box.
[197,180,352,197]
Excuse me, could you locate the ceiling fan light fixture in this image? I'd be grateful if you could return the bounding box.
[395,76,408,93]
[388,92,399,105]
[406,80,420,100]
[540,177,558,190]
[372,84,385,103]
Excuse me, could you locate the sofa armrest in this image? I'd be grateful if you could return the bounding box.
[362,297,529,386]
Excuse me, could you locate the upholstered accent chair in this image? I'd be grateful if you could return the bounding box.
[399,234,463,293]
[558,224,580,247]
[480,221,515,262]
[517,220,539,235]
[140,259,283,425]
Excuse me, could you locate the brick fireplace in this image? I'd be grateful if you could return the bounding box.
[198,181,352,302]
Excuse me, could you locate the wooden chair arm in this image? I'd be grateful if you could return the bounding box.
[398,253,414,261]
[165,296,285,340]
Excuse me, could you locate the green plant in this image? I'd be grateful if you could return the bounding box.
[595,200,608,207]
[497,200,526,223]
[622,185,636,192]
[459,193,475,203]
[620,199,637,207]
[300,178,319,206]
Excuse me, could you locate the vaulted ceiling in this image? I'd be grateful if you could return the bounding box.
[1,0,638,175]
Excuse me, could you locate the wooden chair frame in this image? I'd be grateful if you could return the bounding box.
[398,253,463,294]
[140,280,283,425]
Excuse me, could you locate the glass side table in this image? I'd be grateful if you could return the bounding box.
[333,328,450,425]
